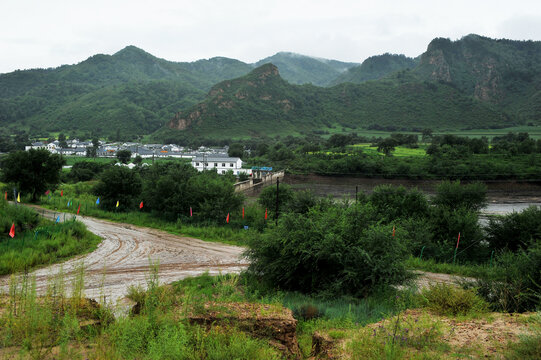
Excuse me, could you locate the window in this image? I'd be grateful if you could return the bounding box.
[222,170,226,174]
[196,162,199,166]
[214,163,217,167]
[222,163,225,167]
[230,163,233,167]
[205,162,208,166]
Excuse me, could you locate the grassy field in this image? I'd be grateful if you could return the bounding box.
[351,143,428,157]
[0,200,101,275]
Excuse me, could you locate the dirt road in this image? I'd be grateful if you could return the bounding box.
[0,208,248,304]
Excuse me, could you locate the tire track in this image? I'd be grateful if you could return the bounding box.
[0,207,248,303]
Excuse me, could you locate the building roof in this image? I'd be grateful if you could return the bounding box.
[192,155,241,162]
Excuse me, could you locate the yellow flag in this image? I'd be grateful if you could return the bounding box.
[17,193,20,203]
[116,200,119,208]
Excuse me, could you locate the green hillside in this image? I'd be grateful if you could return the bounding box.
[415,34,541,124]
[0,46,252,139]
[255,52,358,86]
[330,53,419,85]
[160,64,511,141]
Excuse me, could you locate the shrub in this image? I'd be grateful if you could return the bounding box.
[257,183,294,218]
[93,166,142,211]
[474,244,541,312]
[420,283,489,316]
[432,180,487,212]
[487,206,541,252]
[369,185,429,222]
[246,203,409,296]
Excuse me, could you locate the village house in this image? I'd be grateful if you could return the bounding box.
[191,155,250,176]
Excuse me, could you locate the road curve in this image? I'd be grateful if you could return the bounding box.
[0,207,248,304]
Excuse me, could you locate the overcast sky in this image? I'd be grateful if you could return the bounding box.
[1,0,541,74]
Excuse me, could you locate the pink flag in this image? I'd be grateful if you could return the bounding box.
[190,207,193,217]
[456,232,461,248]
[265,208,268,220]
[9,223,15,238]
[242,207,245,219]
[226,213,230,223]
[139,201,143,209]
[45,190,50,195]
[60,190,63,197]
[77,204,81,215]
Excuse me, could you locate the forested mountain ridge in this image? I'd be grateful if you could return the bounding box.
[0,47,357,139]
[255,52,358,86]
[415,34,541,124]
[329,53,419,85]
[164,63,510,140]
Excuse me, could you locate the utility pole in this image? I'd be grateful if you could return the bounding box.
[275,177,279,225]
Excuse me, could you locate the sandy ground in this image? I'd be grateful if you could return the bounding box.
[0,207,248,305]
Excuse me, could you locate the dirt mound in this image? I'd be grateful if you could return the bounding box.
[189,302,301,359]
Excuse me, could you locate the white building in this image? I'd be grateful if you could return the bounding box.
[191,155,250,176]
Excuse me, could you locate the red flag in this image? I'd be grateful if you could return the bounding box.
[265,208,268,220]
[226,213,230,223]
[60,190,63,197]
[456,232,461,249]
[139,201,143,209]
[392,226,395,237]
[77,204,81,215]
[190,207,193,217]
[242,207,245,219]
[9,223,15,238]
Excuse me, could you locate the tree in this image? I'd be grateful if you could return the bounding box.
[0,149,65,202]
[228,143,244,158]
[116,150,132,164]
[376,138,397,156]
[421,128,433,143]
[93,166,142,211]
[133,155,143,166]
[58,133,68,149]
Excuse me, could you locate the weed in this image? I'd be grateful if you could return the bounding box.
[420,283,489,316]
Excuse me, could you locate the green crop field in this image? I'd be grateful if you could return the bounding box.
[351,143,428,157]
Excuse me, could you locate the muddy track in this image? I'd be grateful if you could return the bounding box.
[0,207,248,304]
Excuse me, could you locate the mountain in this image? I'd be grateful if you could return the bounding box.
[0,46,255,139]
[415,34,541,124]
[0,47,359,139]
[255,52,358,86]
[330,53,419,85]
[162,63,510,140]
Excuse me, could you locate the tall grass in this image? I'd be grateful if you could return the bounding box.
[0,200,100,274]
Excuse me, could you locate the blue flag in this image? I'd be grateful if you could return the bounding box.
[96,197,100,205]
[56,216,60,223]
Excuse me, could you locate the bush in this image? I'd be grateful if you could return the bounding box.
[93,166,142,211]
[257,183,294,218]
[369,185,429,222]
[474,244,541,312]
[428,206,487,262]
[246,203,409,296]
[432,181,487,212]
[420,283,489,316]
[487,206,541,252]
